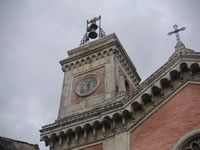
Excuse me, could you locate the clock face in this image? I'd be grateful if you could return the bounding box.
[75,75,100,97]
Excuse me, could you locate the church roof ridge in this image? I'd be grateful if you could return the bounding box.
[169,42,195,60]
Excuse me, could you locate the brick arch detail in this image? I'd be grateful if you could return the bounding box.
[172,128,200,150]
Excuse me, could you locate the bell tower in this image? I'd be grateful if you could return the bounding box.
[57,17,141,120]
[40,17,141,150]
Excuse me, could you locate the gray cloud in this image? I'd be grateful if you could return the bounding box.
[0,0,199,149]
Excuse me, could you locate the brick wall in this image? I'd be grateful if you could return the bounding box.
[131,84,200,150]
[80,144,102,150]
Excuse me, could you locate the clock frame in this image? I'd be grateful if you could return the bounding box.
[75,75,100,97]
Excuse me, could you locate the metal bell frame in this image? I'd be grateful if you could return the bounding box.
[80,16,106,45]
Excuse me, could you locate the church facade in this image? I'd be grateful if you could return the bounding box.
[40,22,200,150]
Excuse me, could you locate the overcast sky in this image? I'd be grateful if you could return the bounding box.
[0,0,200,149]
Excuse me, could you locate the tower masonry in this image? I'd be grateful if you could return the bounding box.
[40,22,200,150]
[58,33,141,120]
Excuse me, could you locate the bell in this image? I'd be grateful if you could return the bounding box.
[88,29,97,39]
[88,23,98,39]
[90,23,98,30]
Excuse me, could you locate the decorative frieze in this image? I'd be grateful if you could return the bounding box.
[61,47,115,72]
[41,53,200,149]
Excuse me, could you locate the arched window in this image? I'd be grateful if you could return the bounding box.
[172,129,200,150]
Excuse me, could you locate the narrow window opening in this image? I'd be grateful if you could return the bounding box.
[116,86,119,92]
[125,80,130,93]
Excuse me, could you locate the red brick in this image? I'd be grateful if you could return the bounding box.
[80,144,102,150]
[131,84,200,150]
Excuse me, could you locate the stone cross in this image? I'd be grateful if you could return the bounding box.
[168,25,186,43]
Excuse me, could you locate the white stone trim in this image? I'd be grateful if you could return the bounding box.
[172,128,200,150]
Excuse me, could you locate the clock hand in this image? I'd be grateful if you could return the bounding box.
[87,81,90,91]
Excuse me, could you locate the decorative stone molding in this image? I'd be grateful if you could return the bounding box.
[40,49,200,149]
[172,128,200,150]
[61,47,115,72]
[116,51,139,87]
[60,46,141,88]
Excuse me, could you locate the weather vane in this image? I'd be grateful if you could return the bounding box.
[80,16,106,46]
[168,24,186,43]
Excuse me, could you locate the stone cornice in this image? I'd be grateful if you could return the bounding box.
[114,42,140,83]
[67,33,117,56]
[60,41,116,65]
[40,49,200,150]
[121,51,200,105]
[59,33,141,83]
[41,80,200,149]
[40,51,200,134]
[40,101,123,132]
